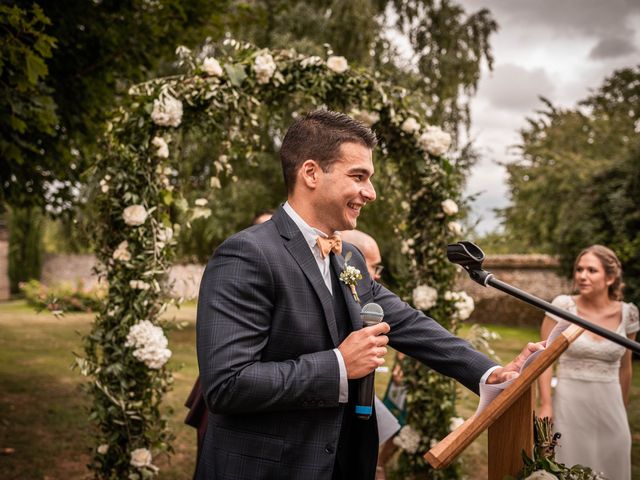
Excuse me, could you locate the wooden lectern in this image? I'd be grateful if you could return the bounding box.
[424,325,584,480]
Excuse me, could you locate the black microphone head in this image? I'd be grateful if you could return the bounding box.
[361,302,384,327]
[447,241,485,271]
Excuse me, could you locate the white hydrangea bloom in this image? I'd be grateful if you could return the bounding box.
[125,320,172,369]
[412,285,438,311]
[393,425,421,454]
[441,199,459,216]
[418,125,452,156]
[253,54,277,84]
[113,240,131,262]
[151,136,169,158]
[401,117,420,134]
[122,205,148,226]
[327,55,349,73]
[151,94,183,127]
[447,221,463,236]
[444,291,475,321]
[202,57,223,76]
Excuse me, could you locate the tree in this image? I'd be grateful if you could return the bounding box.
[502,66,640,303]
[0,4,58,208]
[2,0,230,210]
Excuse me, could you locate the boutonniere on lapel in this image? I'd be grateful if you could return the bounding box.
[339,251,362,303]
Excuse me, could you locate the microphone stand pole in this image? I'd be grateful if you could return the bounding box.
[448,241,640,355]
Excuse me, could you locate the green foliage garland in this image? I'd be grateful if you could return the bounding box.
[80,40,470,478]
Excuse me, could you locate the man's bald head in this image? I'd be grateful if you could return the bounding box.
[340,230,383,281]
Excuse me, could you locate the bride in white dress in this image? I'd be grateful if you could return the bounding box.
[538,245,638,480]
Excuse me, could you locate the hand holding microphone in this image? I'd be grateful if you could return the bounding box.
[336,303,388,419]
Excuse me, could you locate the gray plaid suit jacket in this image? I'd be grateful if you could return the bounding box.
[195,206,497,479]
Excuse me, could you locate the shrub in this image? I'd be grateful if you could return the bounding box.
[20,279,105,314]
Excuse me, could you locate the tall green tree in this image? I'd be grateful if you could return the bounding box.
[0,4,58,208]
[2,0,229,210]
[502,66,640,304]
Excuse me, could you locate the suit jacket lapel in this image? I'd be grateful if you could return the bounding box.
[331,252,363,332]
[272,207,340,346]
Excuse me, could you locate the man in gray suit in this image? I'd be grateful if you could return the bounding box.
[196,110,539,479]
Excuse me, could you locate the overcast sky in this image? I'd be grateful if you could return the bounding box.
[451,0,640,233]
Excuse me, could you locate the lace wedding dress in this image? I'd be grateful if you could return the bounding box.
[549,295,639,480]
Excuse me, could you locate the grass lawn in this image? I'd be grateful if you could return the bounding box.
[0,301,638,479]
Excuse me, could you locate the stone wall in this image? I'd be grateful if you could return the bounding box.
[39,254,204,300]
[31,253,572,328]
[455,254,572,328]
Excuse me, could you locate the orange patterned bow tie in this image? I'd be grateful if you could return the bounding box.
[316,234,342,259]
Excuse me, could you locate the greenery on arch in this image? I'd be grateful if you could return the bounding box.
[80,40,473,478]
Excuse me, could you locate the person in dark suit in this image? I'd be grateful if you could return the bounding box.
[185,209,276,474]
[195,110,540,479]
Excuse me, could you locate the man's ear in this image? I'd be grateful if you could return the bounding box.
[299,159,321,189]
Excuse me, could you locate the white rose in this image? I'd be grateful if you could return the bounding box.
[418,125,452,156]
[151,136,169,158]
[441,199,459,216]
[122,205,148,226]
[202,57,223,76]
[412,285,438,311]
[97,444,109,455]
[113,240,131,262]
[327,55,349,73]
[448,221,463,236]
[401,117,420,134]
[129,280,151,291]
[253,54,277,84]
[130,448,153,468]
[194,198,208,206]
[151,94,183,128]
[101,184,109,193]
[210,177,221,189]
[524,471,559,480]
[449,416,464,431]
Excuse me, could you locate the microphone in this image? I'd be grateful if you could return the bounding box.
[356,302,384,420]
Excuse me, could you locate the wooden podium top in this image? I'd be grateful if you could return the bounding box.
[424,324,584,469]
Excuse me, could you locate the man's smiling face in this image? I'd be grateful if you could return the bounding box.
[314,142,376,233]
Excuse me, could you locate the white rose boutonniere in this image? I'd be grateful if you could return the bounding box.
[339,252,362,303]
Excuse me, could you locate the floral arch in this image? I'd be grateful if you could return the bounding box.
[79,39,472,479]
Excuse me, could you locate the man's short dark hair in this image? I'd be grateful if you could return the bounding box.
[279,110,378,193]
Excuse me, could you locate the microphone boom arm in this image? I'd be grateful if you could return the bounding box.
[448,241,640,355]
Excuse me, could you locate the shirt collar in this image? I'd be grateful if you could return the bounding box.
[283,201,332,251]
